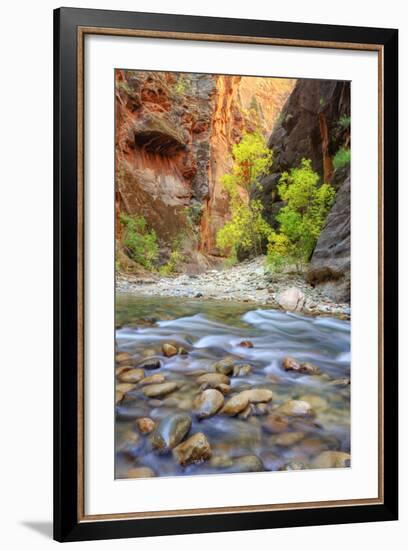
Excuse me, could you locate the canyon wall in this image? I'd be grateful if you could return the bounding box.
[116,70,294,260]
[252,79,351,301]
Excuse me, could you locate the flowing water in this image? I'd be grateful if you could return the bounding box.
[115,294,350,478]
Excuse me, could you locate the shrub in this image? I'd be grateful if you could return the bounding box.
[332,147,351,170]
[338,114,351,129]
[120,213,159,270]
[216,199,273,260]
[216,132,273,259]
[159,235,185,276]
[266,159,335,271]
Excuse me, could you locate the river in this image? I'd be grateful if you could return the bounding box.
[115,294,350,478]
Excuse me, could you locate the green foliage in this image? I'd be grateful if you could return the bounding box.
[221,132,273,196]
[185,203,203,226]
[173,76,187,97]
[159,235,185,276]
[216,199,273,259]
[338,114,351,129]
[120,213,159,270]
[216,132,273,259]
[266,159,335,271]
[333,147,351,170]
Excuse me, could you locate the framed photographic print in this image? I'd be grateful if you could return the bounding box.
[54,7,398,542]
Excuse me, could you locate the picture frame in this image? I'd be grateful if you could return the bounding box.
[54,7,398,542]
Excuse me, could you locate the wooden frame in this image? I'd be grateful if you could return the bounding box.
[54,7,398,542]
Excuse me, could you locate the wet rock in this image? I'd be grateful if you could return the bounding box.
[238,404,254,420]
[214,356,235,375]
[173,432,212,465]
[282,357,320,375]
[210,455,234,469]
[216,383,231,395]
[239,389,273,403]
[272,431,306,447]
[118,368,145,383]
[298,394,328,412]
[162,343,178,357]
[221,393,249,416]
[262,413,290,434]
[152,413,192,452]
[139,358,162,370]
[278,400,315,417]
[116,365,132,376]
[311,451,351,469]
[138,373,166,386]
[194,389,224,419]
[197,373,230,387]
[116,352,134,365]
[116,430,141,453]
[142,382,178,398]
[277,287,305,311]
[141,348,157,358]
[127,466,156,478]
[233,364,253,377]
[116,382,137,395]
[253,403,270,416]
[328,377,350,387]
[280,460,308,471]
[135,417,156,434]
[178,347,188,356]
[239,340,254,348]
[260,451,286,471]
[221,455,264,473]
[115,390,124,404]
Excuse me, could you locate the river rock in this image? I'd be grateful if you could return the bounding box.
[135,417,156,434]
[221,393,249,416]
[282,357,320,375]
[311,451,351,469]
[272,431,306,447]
[127,466,156,478]
[210,455,234,469]
[139,358,162,370]
[141,348,157,358]
[115,352,134,365]
[222,455,264,473]
[118,368,145,383]
[138,373,166,386]
[214,356,235,375]
[162,343,178,357]
[197,373,230,387]
[116,365,132,376]
[239,389,273,403]
[260,451,286,471]
[277,287,305,311]
[238,340,254,348]
[152,413,192,452]
[215,383,231,395]
[233,364,253,377]
[115,390,124,404]
[142,382,178,398]
[298,394,328,412]
[172,432,212,465]
[116,382,137,395]
[253,403,270,416]
[262,413,290,433]
[194,389,224,419]
[278,400,315,417]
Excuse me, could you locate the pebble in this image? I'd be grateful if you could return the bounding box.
[118,368,145,383]
[196,373,230,386]
[194,389,224,419]
[311,451,351,468]
[162,343,178,357]
[152,413,192,452]
[278,399,315,417]
[221,393,249,416]
[173,432,212,465]
[271,431,306,447]
[262,413,290,434]
[138,373,166,386]
[233,364,253,377]
[214,356,236,375]
[239,389,273,403]
[135,417,156,434]
[142,382,178,398]
[127,467,156,478]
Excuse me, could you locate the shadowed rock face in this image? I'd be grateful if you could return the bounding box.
[308,170,350,302]
[252,79,351,302]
